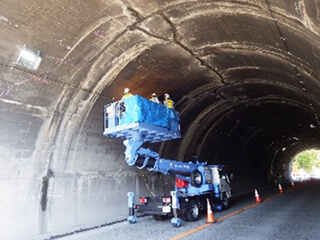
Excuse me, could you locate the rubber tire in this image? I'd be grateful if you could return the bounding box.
[186,200,200,222]
[221,193,229,210]
[191,169,203,188]
[152,214,168,221]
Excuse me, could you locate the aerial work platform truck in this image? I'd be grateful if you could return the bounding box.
[103,95,232,227]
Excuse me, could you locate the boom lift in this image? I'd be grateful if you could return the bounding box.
[103,95,231,227]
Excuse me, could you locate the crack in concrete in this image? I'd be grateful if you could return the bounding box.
[125,6,143,23]
[115,6,227,85]
[265,0,320,126]
[134,26,171,42]
[264,0,303,86]
[160,13,226,85]
[108,11,218,83]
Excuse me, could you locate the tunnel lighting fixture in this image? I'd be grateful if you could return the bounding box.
[310,124,316,129]
[16,45,42,71]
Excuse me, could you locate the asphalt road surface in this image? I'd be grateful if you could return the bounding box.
[51,181,320,240]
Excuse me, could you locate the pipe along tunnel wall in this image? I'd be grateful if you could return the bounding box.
[1,0,320,239]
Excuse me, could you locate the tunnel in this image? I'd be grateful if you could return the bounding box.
[1,0,320,239]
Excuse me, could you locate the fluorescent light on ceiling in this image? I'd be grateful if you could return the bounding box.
[16,46,42,71]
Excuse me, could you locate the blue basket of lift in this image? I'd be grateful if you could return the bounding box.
[103,95,181,143]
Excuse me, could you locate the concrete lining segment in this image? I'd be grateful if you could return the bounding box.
[178,97,318,163]
[175,77,320,158]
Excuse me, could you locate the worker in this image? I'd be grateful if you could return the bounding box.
[163,93,174,109]
[119,101,126,118]
[122,88,133,99]
[191,154,199,163]
[149,92,160,104]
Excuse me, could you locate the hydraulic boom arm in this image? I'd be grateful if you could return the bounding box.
[123,139,200,175]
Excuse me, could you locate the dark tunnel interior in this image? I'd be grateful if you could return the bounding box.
[1,0,320,238]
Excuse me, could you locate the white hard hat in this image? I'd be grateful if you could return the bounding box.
[164,93,170,98]
[124,88,130,94]
[152,92,156,96]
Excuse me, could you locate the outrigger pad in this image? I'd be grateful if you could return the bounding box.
[127,215,137,224]
[171,217,182,227]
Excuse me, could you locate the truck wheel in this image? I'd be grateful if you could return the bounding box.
[152,214,168,221]
[186,200,200,222]
[221,194,229,210]
[191,170,202,188]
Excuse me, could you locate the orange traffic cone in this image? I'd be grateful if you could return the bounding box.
[291,181,295,189]
[278,183,283,194]
[205,198,216,224]
[255,189,262,203]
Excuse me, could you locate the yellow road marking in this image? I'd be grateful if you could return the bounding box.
[170,189,293,240]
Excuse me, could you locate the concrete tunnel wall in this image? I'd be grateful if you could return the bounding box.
[1,0,320,239]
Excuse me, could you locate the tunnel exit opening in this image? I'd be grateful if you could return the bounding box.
[290,149,320,181]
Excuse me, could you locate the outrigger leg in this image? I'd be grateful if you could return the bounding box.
[170,190,181,227]
[127,192,137,224]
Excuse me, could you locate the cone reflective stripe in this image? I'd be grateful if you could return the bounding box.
[291,181,295,188]
[255,189,262,203]
[278,183,283,194]
[205,198,216,224]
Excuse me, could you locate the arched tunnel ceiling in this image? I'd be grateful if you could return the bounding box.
[1,0,320,237]
[1,0,320,177]
[1,0,320,176]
